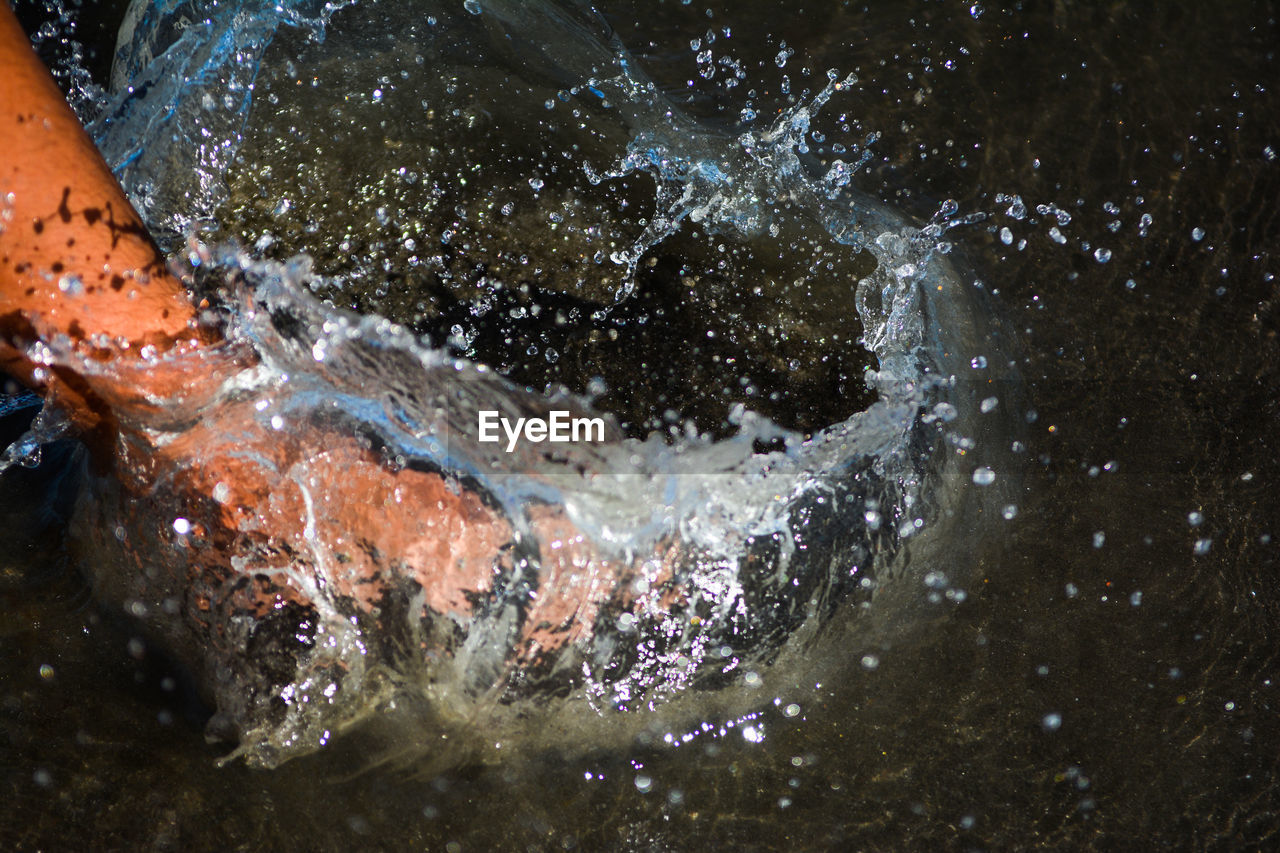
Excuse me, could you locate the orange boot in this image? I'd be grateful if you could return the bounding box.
[1,3,643,757]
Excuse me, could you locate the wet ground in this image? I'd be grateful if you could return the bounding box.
[3,0,1279,849]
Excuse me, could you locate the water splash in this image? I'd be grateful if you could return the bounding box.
[27,0,1024,767]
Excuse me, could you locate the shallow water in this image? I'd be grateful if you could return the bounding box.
[3,0,1279,849]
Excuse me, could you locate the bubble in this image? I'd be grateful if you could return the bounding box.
[972,467,996,486]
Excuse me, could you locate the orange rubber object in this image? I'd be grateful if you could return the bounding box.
[0,3,211,436]
[0,3,634,672]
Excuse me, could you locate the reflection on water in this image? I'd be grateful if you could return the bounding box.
[3,0,1279,848]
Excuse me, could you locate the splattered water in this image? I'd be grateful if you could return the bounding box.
[58,0,1015,768]
[3,0,1278,849]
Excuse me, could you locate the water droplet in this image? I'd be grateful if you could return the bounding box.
[972,467,996,486]
[1188,511,1204,527]
[970,355,988,369]
[634,774,653,793]
[173,517,192,535]
[1193,538,1212,555]
[1042,712,1063,732]
[860,654,880,670]
[1191,227,1205,241]
[1001,504,1018,520]
[1094,247,1111,263]
[1092,531,1105,548]
[1000,226,1013,245]
[1129,590,1143,607]
[529,177,544,191]
[783,703,800,717]
[980,396,999,413]
[969,3,984,17]
[463,0,482,14]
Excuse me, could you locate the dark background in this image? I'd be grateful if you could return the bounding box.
[2,0,1278,849]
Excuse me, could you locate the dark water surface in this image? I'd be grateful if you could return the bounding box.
[3,0,1279,849]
